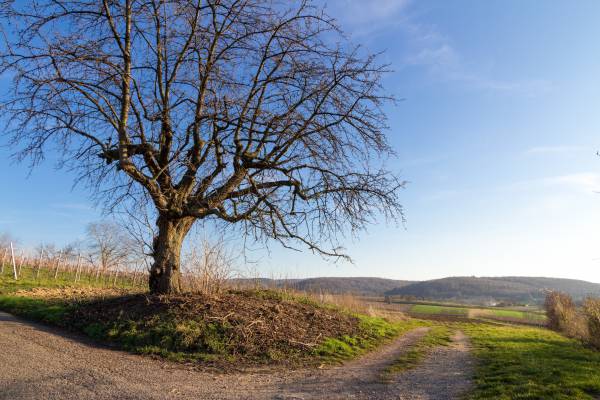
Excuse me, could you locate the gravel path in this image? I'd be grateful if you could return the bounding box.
[0,312,473,400]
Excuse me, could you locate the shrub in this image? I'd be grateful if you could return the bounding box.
[583,297,600,349]
[544,291,587,338]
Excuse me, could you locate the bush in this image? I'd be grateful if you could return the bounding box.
[583,297,600,349]
[544,291,587,339]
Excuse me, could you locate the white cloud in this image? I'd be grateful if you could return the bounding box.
[542,173,600,193]
[525,145,586,155]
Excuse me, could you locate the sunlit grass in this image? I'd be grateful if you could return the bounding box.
[463,323,600,399]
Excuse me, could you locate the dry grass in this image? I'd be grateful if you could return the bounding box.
[13,287,133,300]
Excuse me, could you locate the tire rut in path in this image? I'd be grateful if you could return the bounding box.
[272,329,474,400]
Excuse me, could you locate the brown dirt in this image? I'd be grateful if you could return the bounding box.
[63,290,361,367]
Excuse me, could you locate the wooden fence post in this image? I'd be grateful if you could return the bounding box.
[10,242,17,280]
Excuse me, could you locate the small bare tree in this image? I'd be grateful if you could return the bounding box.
[0,1,404,294]
[86,222,132,273]
[182,237,235,294]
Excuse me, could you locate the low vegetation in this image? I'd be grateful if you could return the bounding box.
[464,323,600,399]
[0,272,413,369]
[544,291,600,350]
[410,304,469,316]
[405,302,546,325]
[582,298,600,349]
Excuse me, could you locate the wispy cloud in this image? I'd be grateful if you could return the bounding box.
[400,22,552,95]
[325,0,411,38]
[326,1,552,95]
[542,173,600,193]
[498,172,600,195]
[326,0,410,25]
[50,203,92,211]
[525,145,586,155]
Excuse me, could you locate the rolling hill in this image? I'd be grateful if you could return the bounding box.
[232,277,413,296]
[385,276,600,304]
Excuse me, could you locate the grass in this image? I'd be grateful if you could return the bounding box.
[0,264,139,293]
[410,304,469,316]
[315,317,427,363]
[381,324,453,380]
[488,309,546,322]
[406,302,546,325]
[463,323,600,399]
[0,295,69,324]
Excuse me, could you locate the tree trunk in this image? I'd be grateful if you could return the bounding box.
[149,216,194,294]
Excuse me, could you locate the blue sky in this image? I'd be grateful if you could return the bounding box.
[2,0,600,282]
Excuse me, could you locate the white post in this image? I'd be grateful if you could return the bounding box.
[35,248,44,279]
[0,248,6,274]
[113,267,119,287]
[17,250,25,276]
[75,253,82,282]
[10,242,17,280]
[54,250,63,279]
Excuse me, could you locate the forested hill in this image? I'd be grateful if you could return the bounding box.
[233,277,413,296]
[385,276,600,304]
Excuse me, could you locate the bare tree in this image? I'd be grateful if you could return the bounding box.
[86,222,132,273]
[0,1,404,294]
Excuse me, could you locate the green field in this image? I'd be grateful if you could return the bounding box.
[410,304,470,316]
[407,302,546,325]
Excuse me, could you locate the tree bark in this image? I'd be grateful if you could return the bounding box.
[149,216,194,294]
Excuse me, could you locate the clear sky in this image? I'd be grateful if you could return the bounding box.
[2,0,600,283]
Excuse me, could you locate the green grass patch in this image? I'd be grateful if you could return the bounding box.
[0,295,69,324]
[0,265,138,293]
[464,323,600,399]
[314,317,427,363]
[410,304,469,316]
[488,309,546,322]
[381,324,453,380]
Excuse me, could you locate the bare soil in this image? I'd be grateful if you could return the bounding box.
[0,312,474,399]
[62,291,361,367]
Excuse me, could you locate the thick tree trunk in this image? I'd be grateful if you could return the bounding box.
[149,216,194,294]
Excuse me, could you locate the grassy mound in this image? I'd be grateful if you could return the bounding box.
[0,286,410,368]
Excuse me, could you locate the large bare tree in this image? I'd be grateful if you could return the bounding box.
[0,0,404,294]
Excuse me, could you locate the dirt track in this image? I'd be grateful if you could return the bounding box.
[0,312,473,399]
